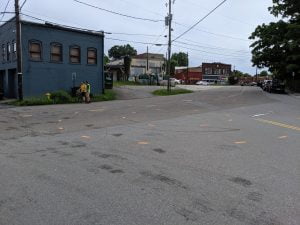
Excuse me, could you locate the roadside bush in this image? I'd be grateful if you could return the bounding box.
[50,90,73,104]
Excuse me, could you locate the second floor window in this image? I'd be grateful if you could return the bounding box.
[29,41,42,61]
[70,46,80,63]
[12,40,16,60]
[7,42,10,61]
[50,43,62,62]
[1,44,5,62]
[87,48,97,65]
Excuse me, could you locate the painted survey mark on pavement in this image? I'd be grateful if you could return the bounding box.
[278,136,288,139]
[138,141,149,145]
[234,141,247,144]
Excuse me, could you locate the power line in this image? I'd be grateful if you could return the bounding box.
[149,27,168,50]
[73,0,163,23]
[173,21,248,41]
[184,0,255,27]
[174,40,251,54]
[107,32,160,37]
[20,0,28,9]
[0,0,11,22]
[173,43,250,59]
[172,0,228,42]
[21,12,167,40]
[181,38,250,52]
[105,37,166,46]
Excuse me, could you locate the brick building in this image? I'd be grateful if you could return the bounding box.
[202,62,231,83]
[175,66,202,84]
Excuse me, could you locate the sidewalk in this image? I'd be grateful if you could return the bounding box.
[0,99,16,109]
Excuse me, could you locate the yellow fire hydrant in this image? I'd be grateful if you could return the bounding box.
[45,93,51,100]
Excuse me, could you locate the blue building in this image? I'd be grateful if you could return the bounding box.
[0,19,104,98]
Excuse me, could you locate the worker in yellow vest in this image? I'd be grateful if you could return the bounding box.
[79,82,87,103]
[86,81,91,103]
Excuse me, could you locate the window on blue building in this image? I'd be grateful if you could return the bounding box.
[29,40,42,61]
[50,43,62,62]
[7,42,10,61]
[1,44,5,62]
[12,40,16,60]
[70,46,80,64]
[87,48,97,65]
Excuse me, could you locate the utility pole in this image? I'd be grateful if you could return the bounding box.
[256,67,258,82]
[146,46,149,74]
[167,0,172,92]
[15,0,23,100]
[186,52,189,84]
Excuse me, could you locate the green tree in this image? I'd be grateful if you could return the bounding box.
[260,70,269,77]
[169,52,188,76]
[249,0,300,90]
[171,52,188,66]
[104,54,109,65]
[108,44,137,59]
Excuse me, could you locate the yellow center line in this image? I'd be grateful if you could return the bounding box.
[255,118,300,131]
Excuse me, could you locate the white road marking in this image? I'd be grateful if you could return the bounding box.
[81,135,91,139]
[234,141,247,144]
[278,136,288,139]
[251,111,273,118]
[89,108,105,112]
[21,114,32,118]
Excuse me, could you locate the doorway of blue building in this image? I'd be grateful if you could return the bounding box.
[0,70,4,100]
[7,69,17,98]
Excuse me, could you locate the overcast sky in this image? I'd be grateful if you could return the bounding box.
[1,0,277,74]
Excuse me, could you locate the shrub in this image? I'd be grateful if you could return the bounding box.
[50,90,73,104]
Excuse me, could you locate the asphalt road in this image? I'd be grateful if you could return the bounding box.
[0,86,299,225]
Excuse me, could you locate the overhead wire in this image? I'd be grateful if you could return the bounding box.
[172,0,228,42]
[20,0,28,9]
[0,0,11,23]
[172,43,250,59]
[174,40,251,55]
[105,37,166,46]
[73,0,163,23]
[184,0,255,26]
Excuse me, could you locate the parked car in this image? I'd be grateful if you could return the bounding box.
[170,78,180,85]
[262,80,272,91]
[265,79,285,93]
[159,79,176,87]
[196,81,209,86]
[250,82,257,86]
